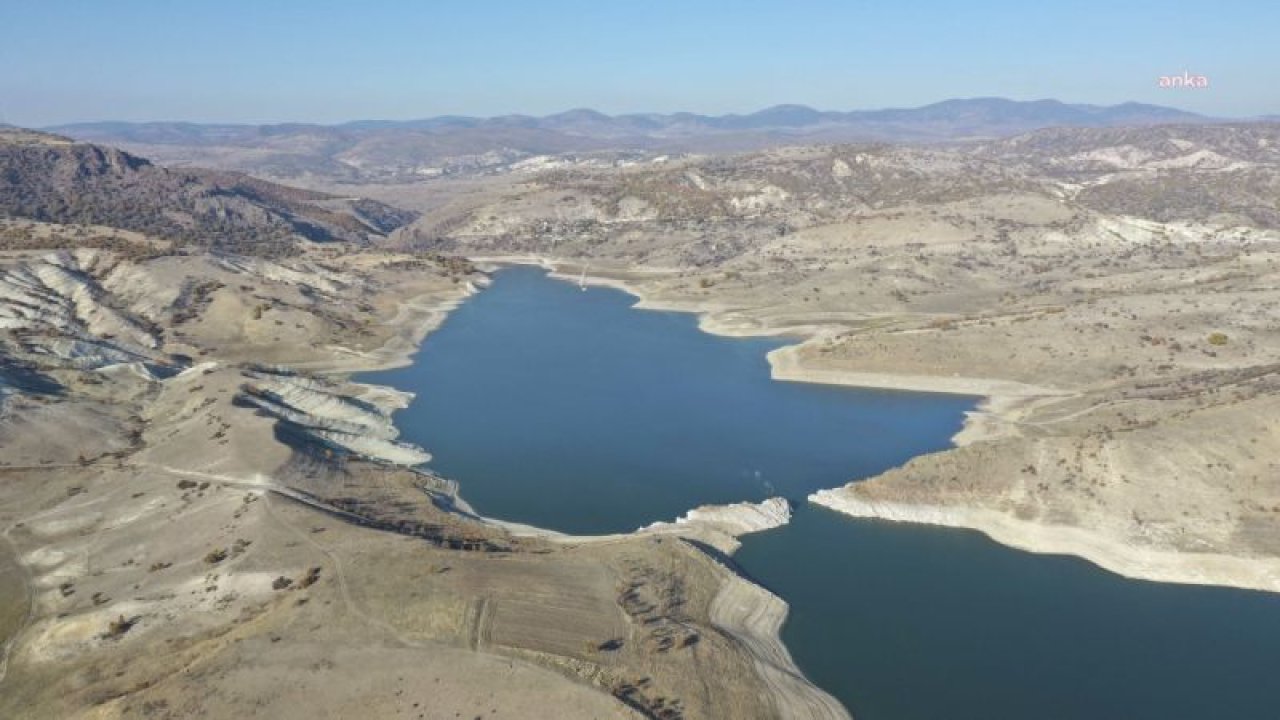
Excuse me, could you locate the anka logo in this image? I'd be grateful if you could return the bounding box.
[1157,71,1210,89]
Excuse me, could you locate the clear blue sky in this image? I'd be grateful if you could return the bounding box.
[2,0,1276,126]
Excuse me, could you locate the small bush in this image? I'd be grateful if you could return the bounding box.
[104,615,137,639]
[298,566,322,588]
[1207,332,1229,346]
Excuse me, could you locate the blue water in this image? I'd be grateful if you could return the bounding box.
[362,266,973,535]
[360,266,1280,719]
[736,504,1280,720]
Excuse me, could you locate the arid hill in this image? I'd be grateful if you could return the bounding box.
[0,130,837,717]
[373,121,1280,593]
[4,114,1280,718]
[379,123,1280,262]
[0,129,417,255]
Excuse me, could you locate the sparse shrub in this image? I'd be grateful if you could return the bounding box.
[297,566,322,588]
[103,614,137,639]
[1207,332,1229,346]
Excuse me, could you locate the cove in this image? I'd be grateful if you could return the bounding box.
[360,266,1280,719]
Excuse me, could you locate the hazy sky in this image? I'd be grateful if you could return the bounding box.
[2,0,1276,126]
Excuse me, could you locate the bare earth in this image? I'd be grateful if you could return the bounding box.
[5,121,1280,718]
[389,124,1280,595]
[0,236,841,719]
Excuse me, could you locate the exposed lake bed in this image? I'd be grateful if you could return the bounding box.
[361,265,1280,719]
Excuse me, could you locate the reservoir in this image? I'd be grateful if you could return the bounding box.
[362,265,974,535]
[360,266,1280,719]
[736,504,1280,719]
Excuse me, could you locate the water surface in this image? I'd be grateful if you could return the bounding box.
[362,265,973,534]
[361,266,1280,719]
[736,504,1280,720]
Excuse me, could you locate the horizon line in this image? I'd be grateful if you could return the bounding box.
[29,95,1263,130]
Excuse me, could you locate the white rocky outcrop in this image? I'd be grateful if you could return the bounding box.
[809,487,1280,593]
[33,338,150,370]
[239,369,430,465]
[98,259,184,323]
[311,430,430,465]
[810,488,964,525]
[642,497,791,536]
[214,255,351,295]
[242,372,397,438]
[729,184,790,213]
[0,250,164,368]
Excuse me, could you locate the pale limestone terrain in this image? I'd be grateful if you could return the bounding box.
[374,123,1280,593]
[6,120,1280,719]
[0,231,840,719]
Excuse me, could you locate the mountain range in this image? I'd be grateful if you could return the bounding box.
[52,98,1213,141]
[38,98,1267,183]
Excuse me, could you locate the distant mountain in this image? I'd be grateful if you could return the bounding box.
[46,98,1226,182]
[698,104,832,130]
[54,98,1212,141]
[859,98,1192,123]
[0,129,417,254]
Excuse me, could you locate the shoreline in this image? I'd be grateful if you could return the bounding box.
[765,344,1069,447]
[467,254,1280,596]
[708,571,851,720]
[295,259,849,719]
[299,282,483,376]
[808,491,1280,594]
[316,252,1274,717]
[474,254,1064,446]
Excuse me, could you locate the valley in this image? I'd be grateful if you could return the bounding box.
[2,113,1280,718]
